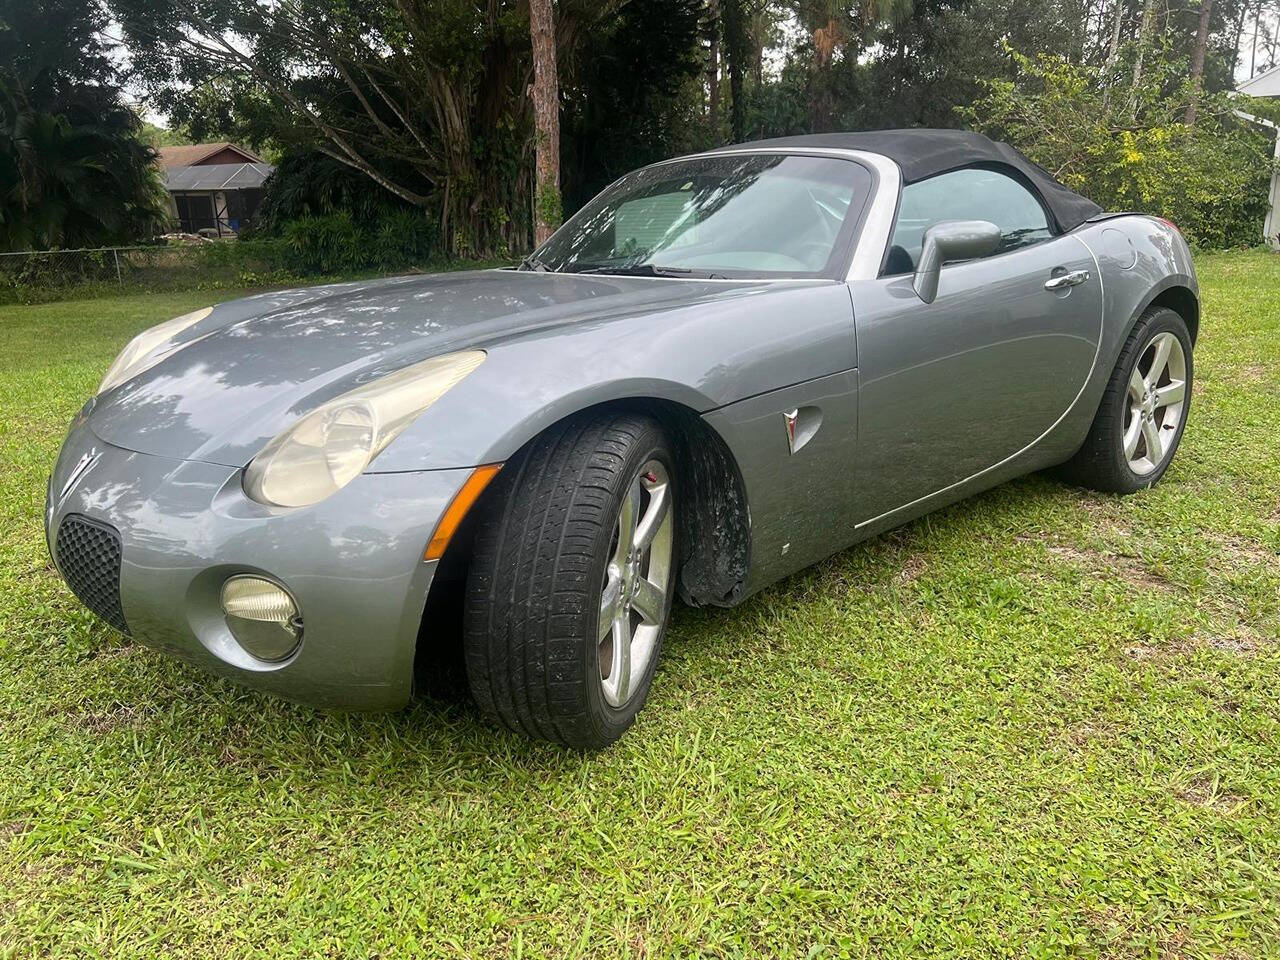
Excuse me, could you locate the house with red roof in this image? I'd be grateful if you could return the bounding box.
[157,142,274,237]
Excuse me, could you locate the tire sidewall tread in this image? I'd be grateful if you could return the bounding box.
[463,413,677,749]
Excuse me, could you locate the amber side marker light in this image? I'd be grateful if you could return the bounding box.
[424,463,503,561]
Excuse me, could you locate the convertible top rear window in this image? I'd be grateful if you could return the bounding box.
[531,154,873,280]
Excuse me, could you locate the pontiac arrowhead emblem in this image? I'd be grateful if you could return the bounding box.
[783,409,799,455]
[60,449,100,501]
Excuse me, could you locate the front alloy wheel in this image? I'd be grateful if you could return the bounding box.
[598,460,674,707]
[464,414,678,749]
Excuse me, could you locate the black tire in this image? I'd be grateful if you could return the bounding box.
[1058,306,1193,493]
[463,413,678,749]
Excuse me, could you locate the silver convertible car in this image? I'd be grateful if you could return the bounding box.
[48,130,1197,748]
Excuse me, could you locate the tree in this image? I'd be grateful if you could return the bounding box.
[115,0,616,256]
[139,121,192,148]
[721,0,750,140]
[530,0,561,244]
[1184,0,1215,124]
[707,0,722,127]
[560,0,705,209]
[1129,0,1158,115]
[967,47,1273,248]
[0,0,167,250]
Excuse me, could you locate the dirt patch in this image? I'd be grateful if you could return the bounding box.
[79,640,136,663]
[1123,624,1274,661]
[1176,775,1249,815]
[1239,363,1268,384]
[73,701,148,734]
[1122,639,1166,659]
[1074,496,1128,529]
[1045,543,1095,565]
[1109,553,1177,591]
[1209,533,1278,570]
[1039,537,1176,593]
[1197,628,1272,654]
[1064,719,1118,749]
[893,553,928,586]
[19,857,77,886]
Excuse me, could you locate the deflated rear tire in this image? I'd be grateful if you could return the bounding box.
[463,413,677,749]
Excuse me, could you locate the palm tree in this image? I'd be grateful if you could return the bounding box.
[0,87,166,251]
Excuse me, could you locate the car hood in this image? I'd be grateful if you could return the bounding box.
[88,269,762,466]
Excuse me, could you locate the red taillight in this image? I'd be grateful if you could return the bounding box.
[1156,216,1180,234]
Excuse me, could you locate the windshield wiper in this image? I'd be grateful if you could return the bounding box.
[519,253,552,272]
[571,263,695,277]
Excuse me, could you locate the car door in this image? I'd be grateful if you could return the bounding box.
[849,165,1103,524]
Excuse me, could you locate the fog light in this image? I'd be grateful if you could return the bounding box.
[220,575,302,662]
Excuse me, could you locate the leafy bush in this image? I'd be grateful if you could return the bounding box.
[370,210,441,269]
[250,151,419,236]
[280,213,365,275]
[278,211,441,275]
[966,48,1275,249]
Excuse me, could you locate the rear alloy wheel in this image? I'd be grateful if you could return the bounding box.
[1059,306,1193,493]
[1121,331,1188,477]
[463,414,677,749]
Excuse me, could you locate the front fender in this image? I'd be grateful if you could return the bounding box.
[369,281,857,472]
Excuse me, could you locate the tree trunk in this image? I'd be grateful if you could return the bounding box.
[1184,0,1214,126]
[753,12,764,88]
[1107,0,1125,63]
[1251,0,1262,77]
[707,0,721,127]
[530,0,561,246]
[1129,0,1157,118]
[1102,0,1126,111]
[1233,0,1249,65]
[723,0,746,141]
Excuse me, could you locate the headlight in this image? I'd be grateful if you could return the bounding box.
[243,350,486,508]
[98,307,213,395]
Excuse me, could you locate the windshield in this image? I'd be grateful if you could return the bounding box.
[530,154,872,279]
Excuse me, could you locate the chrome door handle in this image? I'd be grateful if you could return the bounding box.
[1044,269,1090,290]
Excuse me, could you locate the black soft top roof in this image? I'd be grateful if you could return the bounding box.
[719,129,1103,234]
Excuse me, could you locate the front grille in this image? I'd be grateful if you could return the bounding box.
[55,515,129,634]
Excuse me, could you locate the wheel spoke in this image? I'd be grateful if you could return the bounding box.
[599,572,622,640]
[632,577,666,625]
[634,484,670,553]
[1141,416,1163,464]
[1154,379,1185,408]
[610,618,632,702]
[1128,366,1146,402]
[600,459,674,707]
[1146,335,1172,388]
[1124,416,1142,459]
[613,477,641,566]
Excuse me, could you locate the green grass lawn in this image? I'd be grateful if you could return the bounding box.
[2,252,1279,958]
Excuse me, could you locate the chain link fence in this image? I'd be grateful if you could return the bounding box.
[0,243,287,304]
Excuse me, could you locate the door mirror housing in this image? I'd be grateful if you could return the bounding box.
[912,220,1002,304]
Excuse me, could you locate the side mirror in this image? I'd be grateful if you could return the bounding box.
[912,220,1002,304]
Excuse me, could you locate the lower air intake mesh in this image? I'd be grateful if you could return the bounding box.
[55,515,129,634]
